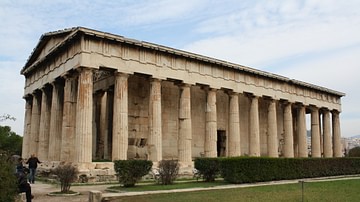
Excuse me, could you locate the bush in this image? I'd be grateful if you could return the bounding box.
[114,160,152,187]
[194,158,220,182]
[52,162,79,193]
[219,157,360,184]
[158,160,179,185]
[0,151,18,202]
[348,147,360,157]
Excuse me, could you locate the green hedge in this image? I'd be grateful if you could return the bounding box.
[114,160,152,187]
[219,157,360,184]
[194,157,220,182]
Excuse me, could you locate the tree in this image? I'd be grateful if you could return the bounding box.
[348,147,360,157]
[0,125,22,155]
[0,114,16,122]
[0,152,18,202]
[0,114,22,155]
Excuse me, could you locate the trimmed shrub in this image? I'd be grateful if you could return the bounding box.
[158,160,179,185]
[114,160,152,187]
[52,162,79,193]
[194,158,220,182]
[219,157,360,184]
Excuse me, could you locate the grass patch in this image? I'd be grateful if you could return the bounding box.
[108,180,229,192]
[109,179,360,202]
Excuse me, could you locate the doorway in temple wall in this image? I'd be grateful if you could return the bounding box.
[217,130,226,157]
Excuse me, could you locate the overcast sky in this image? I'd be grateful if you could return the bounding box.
[0,0,359,137]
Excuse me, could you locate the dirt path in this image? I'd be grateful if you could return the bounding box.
[31,182,110,202]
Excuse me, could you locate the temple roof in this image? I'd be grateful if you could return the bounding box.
[21,27,345,97]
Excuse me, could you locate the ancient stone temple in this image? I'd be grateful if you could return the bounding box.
[21,27,345,173]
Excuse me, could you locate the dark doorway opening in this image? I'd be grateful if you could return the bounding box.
[217,130,226,157]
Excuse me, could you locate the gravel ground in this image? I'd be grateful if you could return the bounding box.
[31,182,110,202]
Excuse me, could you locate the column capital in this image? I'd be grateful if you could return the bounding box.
[114,71,129,78]
[178,83,192,88]
[331,109,340,115]
[308,105,319,111]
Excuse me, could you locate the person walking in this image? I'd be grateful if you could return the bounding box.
[26,154,41,184]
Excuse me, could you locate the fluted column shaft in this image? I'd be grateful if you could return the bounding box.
[178,84,192,163]
[297,105,308,157]
[61,75,77,162]
[283,102,294,158]
[311,107,321,157]
[48,82,63,161]
[148,79,162,162]
[99,91,108,159]
[229,92,241,157]
[22,96,32,158]
[112,73,129,160]
[29,92,41,156]
[205,89,217,157]
[38,87,51,161]
[75,68,93,163]
[332,111,342,157]
[267,99,278,157]
[249,96,260,157]
[323,110,332,157]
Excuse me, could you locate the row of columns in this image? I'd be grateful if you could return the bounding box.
[22,67,343,165]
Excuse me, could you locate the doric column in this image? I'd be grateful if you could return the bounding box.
[332,110,342,157]
[249,96,260,157]
[21,96,32,158]
[29,91,41,156]
[323,109,332,157]
[148,78,162,162]
[61,74,77,162]
[48,81,64,161]
[297,105,308,157]
[311,107,321,157]
[205,88,217,157]
[229,92,241,157]
[99,91,108,159]
[178,84,192,164]
[75,67,93,163]
[104,89,114,160]
[112,73,129,160]
[38,86,51,161]
[283,102,294,158]
[267,99,278,157]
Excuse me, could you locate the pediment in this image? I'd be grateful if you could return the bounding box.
[21,28,77,74]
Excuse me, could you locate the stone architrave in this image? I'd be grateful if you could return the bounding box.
[323,109,332,157]
[267,99,278,157]
[75,67,94,163]
[38,87,51,161]
[148,78,162,162]
[311,107,321,158]
[48,82,64,161]
[205,88,217,157]
[283,102,294,158]
[112,73,129,160]
[29,91,41,156]
[297,105,308,157]
[178,84,192,164]
[228,92,241,157]
[332,111,342,157]
[21,96,32,158]
[61,75,77,162]
[249,96,260,157]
